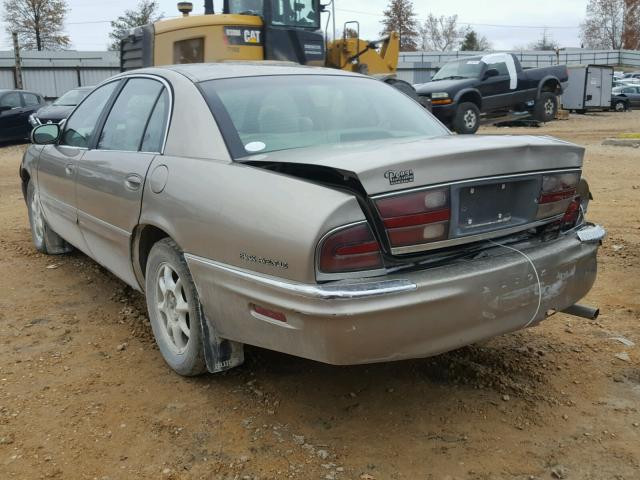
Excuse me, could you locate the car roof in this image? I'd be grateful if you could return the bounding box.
[129,62,362,83]
[0,89,40,95]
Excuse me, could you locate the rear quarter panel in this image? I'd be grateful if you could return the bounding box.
[138,157,365,284]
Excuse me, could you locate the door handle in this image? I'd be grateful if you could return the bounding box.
[124,174,142,190]
[64,163,74,175]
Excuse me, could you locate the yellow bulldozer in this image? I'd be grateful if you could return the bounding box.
[120,0,420,99]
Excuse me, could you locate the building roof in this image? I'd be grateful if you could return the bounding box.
[0,50,119,68]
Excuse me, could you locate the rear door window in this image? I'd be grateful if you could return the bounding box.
[97,78,164,152]
[140,89,170,152]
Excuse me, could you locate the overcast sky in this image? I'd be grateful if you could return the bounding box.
[1,0,589,51]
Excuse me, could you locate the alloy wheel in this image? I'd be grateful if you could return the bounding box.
[155,263,191,354]
[463,109,477,130]
[544,98,555,116]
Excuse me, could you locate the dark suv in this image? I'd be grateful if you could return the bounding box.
[0,89,46,143]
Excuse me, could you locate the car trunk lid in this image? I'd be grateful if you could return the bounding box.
[242,135,584,256]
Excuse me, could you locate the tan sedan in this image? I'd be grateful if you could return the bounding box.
[21,63,605,376]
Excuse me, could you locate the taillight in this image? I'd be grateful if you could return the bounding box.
[561,196,581,229]
[318,223,383,274]
[375,188,450,247]
[536,172,580,219]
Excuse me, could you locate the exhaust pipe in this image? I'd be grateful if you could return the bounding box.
[562,304,599,320]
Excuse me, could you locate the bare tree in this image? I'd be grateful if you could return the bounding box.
[109,0,164,51]
[580,0,639,49]
[623,0,640,49]
[380,0,420,51]
[3,0,70,51]
[419,14,464,51]
[530,29,559,50]
[460,28,491,51]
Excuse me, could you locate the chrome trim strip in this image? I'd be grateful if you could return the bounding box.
[390,215,563,255]
[372,168,582,199]
[184,254,417,300]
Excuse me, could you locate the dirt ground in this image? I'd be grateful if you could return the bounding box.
[1,110,639,480]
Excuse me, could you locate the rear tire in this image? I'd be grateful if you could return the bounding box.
[534,92,558,122]
[145,238,207,376]
[26,180,73,255]
[613,100,626,112]
[452,102,480,134]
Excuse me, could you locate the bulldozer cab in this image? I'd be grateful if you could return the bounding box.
[120,0,326,71]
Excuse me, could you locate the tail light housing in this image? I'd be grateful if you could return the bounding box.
[318,223,383,274]
[375,188,450,248]
[536,172,580,219]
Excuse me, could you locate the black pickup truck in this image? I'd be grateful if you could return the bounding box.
[415,53,568,134]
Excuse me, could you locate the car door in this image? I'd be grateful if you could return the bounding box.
[0,92,25,140]
[629,87,640,106]
[37,80,121,252]
[477,60,512,111]
[75,77,170,288]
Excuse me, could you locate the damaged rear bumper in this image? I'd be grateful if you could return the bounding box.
[185,225,604,366]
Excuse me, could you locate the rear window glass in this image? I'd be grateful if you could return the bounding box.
[199,75,448,158]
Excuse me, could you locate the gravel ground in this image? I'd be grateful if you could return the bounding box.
[0,110,639,480]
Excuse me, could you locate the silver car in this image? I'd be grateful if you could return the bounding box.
[21,63,604,376]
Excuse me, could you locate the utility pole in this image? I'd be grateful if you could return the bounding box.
[12,31,23,90]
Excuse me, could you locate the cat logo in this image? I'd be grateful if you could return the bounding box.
[224,26,263,46]
[244,29,261,44]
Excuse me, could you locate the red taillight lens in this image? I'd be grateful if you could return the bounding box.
[561,196,581,229]
[318,223,383,273]
[375,188,450,247]
[537,172,580,219]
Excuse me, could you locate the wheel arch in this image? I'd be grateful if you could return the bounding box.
[455,89,482,110]
[20,168,30,201]
[538,77,562,97]
[131,223,172,290]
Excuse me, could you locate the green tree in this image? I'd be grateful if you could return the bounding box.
[3,0,70,51]
[380,0,420,51]
[109,0,164,51]
[460,28,491,51]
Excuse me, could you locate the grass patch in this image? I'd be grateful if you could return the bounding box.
[618,133,640,139]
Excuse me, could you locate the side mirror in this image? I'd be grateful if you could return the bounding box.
[483,68,500,80]
[0,105,11,113]
[31,123,61,145]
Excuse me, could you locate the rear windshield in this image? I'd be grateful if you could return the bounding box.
[199,75,448,158]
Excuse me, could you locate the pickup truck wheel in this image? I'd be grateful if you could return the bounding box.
[534,92,558,122]
[26,180,73,255]
[145,238,207,376]
[453,102,480,134]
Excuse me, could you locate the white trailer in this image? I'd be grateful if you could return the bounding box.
[562,65,614,112]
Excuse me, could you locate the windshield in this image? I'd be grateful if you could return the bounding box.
[432,59,483,81]
[271,0,319,28]
[227,0,263,15]
[53,88,90,106]
[199,75,448,158]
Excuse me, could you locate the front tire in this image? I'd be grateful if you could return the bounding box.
[452,102,480,134]
[534,92,558,122]
[26,180,73,255]
[145,238,207,376]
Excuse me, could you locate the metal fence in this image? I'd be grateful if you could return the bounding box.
[0,50,120,98]
[398,49,640,84]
